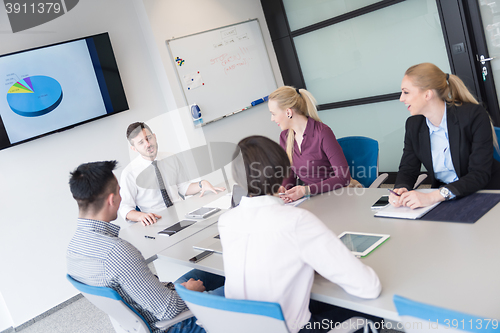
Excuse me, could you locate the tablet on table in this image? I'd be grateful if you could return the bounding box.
[338,231,390,258]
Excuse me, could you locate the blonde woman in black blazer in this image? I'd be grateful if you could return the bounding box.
[390,63,500,209]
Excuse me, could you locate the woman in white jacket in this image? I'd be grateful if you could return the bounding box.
[219,135,382,333]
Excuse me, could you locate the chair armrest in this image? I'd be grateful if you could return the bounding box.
[368,173,388,189]
[155,310,194,330]
[413,173,428,189]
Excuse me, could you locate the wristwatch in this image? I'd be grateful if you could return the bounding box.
[304,185,311,198]
[439,187,453,201]
[199,180,203,188]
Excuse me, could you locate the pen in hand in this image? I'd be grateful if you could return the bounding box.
[388,189,401,197]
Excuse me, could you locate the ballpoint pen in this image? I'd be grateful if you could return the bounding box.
[388,189,401,197]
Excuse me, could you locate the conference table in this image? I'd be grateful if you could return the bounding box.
[153,187,500,323]
[118,187,229,262]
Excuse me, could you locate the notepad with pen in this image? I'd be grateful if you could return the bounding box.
[374,189,439,219]
[374,202,440,219]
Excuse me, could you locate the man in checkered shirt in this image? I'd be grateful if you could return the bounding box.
[67,160,224,333]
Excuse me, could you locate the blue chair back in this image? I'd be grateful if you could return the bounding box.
[67,274,152,333]
[175,284,289,333]
[494,127,500,162]
[338,136,379,188]
[394,295,498,332]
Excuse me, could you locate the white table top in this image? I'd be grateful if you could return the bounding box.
[302,188,500,321]
[119,188,229,262]
[157,188,500,321]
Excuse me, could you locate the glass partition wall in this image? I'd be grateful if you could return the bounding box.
[263,0,451,172]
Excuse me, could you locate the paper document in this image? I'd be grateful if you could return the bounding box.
[374,189,439,219]
[286,197,307,207]
[374,202,440,219]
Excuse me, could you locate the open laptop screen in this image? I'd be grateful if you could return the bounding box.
[231,184,247,208]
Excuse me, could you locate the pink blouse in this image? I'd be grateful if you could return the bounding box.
[280,118,350,195]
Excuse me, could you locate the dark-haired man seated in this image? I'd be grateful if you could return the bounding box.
[67,161,224,333]
[119,122,225,225]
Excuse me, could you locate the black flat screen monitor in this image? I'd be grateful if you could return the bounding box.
[0,32,128,151]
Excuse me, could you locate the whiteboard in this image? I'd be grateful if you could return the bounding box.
[167,19,277,125]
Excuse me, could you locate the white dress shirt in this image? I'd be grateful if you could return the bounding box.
[119,152,190,219]
[218,195,381,333]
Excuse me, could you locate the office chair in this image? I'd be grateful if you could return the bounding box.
[413,173,428,189]
[175,284,377,333]
[394,295,497,332]
[337,136,388,188]
[67,275,193,333]
[494,126,500,162]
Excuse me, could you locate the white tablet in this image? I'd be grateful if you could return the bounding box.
[186,207,220,219]
[338,231,390,257]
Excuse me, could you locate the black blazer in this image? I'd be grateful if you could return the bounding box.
[395,103,500,197]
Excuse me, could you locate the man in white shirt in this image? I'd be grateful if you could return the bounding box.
[119,122,225,225]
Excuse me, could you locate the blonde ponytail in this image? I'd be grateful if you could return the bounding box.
[286,129,295,164]
[405,63,478,106]
[446,74,479,105]
[299,89,322,122]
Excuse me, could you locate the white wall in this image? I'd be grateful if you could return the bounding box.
[140,0,283,146]
[0,0,281,328]
[0,0,177,327]
[0,291,13,332]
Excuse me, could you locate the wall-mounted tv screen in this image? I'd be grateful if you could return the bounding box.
[0,32,128,151]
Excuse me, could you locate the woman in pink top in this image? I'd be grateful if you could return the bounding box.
[269,86,351,202]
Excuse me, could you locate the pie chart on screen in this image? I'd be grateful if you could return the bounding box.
[6,75,63,117]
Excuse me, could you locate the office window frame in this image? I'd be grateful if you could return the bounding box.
[261,0,491,114]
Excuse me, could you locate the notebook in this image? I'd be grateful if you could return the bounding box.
[230,184,247,208]
[374,189,440,219]
[374,201,440,219]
